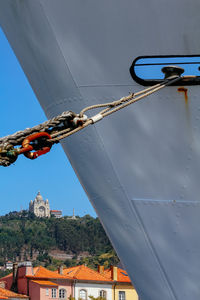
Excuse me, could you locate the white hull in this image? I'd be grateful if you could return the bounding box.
[1,1,200,299]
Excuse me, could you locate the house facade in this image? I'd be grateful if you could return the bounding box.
[55,265,113,300]
[0,262,138,300]
[29,279,70,300]
[75,282,112,300]
[102,266,138,300]
[0,262,72,300]
[50,210,62,218]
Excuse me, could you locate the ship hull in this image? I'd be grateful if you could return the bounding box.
[1,1,200,299]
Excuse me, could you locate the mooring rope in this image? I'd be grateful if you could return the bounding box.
[0,71,186,167]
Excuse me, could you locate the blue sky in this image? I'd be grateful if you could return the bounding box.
[0,28,96,217]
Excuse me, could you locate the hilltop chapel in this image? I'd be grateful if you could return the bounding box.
[29,191,50,217]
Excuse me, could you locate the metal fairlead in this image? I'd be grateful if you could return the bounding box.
[162,65,185,79]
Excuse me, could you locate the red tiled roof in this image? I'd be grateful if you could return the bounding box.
[31,280,58,286]
[0,266,71,282]
[103,267,131,283]
[27,266,69,280]
[56,265,113,282]
[0,287,28,298]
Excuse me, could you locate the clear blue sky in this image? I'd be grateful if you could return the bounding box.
[0,27,96,217]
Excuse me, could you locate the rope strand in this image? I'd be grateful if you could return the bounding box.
[0,74,184,166]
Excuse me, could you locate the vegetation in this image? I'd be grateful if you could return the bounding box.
[0,211,119,269]
[89,297,106,300]
[0,269,11,278]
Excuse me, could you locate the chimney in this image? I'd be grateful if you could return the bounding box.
[58,265,63,275]
[98,265,104,274]
[13,263,18,284]
[111,266,118,281]
[17,261,33,277]
[11,262,18,292]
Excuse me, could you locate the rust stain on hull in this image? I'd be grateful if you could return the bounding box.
[177,87,191,130]
[178,87,188,104]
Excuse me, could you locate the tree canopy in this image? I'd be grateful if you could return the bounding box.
[0,211,119,270]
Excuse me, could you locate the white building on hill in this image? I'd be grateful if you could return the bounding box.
[29,191,50,218]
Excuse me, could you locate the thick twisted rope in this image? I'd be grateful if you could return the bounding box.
[0,73,184,167]
[0,111,75,166]
[0,111,75,147]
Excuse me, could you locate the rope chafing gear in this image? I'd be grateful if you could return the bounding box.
[0,66,189,167]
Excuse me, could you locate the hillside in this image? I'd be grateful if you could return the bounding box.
[0,211,119,270]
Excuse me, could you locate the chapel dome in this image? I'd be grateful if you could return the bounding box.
[35,191,43,202]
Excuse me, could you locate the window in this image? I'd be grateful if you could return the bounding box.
[59,288,67,298]
[52,288,57,298]
[99,290,106,299]
[46,288,49,296]
[79,289,87,300]
[119,291,125,300]
[130,55,200,86]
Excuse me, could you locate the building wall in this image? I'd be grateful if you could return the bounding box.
[29,281,59,300]
[18,278,28,295]
[75,282,112,300]
[113,284,138,300]
[41,286,59,300]
[29,281,41,300]
[52,280,72,299]
[29,280,72,300]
